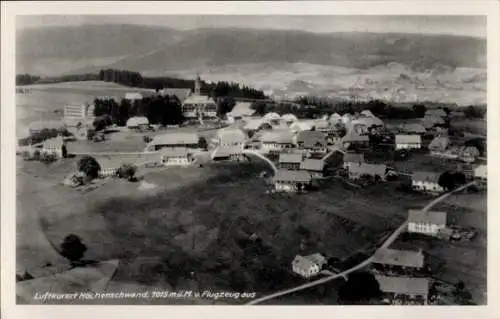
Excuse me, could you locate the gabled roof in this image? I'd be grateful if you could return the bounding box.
[408,209,447,225]
[313,119,330,130]
[227,102,255,118]
[260,130,294,144]
[182,95,216,105]
[428,135,450,152]
[279,153,303,164]
[149,132,199,146]
[375,275,429,296]
[42,136,64,149]
[372,248,424,268]
[350,116,384,127]
[281,113,299,123]
[292,255,317,270]
[300,159,325,172]
[274,169,311,183]
[126,116,149,127]
[399,123,427,134]
[290,120,315,132]
[212,146,242,159]
[162,148,190,158]
[341,131,369,143]
[395,134,421,144]
[296,130,326,148]
[348,163,386,176]
[243,118,264,131]
[216,128,246,144]
[343,152,365,163]
[411,171,441,184]
[304,253,327,266]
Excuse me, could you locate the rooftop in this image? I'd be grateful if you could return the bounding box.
[348,163,387,176]
[341,131,369,143]
[212,146,243,159]
[372,248,424,268]
[279,153,303,164]
[375,275,429,296]
[395,134,422,144]
[260,130,294,144]
[158,88,192,101]
[183,95,216,105]
[408,209,447,225]
[124,92,143,100]
[243,118,265,131]
[161,148,191,158]
[274,169,312,183]
[300,159,325,172]
[216,127,246,144]
[399,123,427,134]
[428,136,450,151]
[149,132,199,146]
[42,136,64,149]
[297,130,327,148]
[343,152,365,163]
[126,116,150,127]
[227,102,255,118]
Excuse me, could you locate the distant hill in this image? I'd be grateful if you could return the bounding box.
[17,25,486,76]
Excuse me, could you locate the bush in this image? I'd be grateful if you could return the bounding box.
[40,152,57,163]
[143,135,153,143]
[116,163,137,181]
[77,156,101,180]
[60,234,87,266]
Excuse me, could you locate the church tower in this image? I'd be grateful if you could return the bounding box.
[194,74,201,95]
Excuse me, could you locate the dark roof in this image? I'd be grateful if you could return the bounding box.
[296,131,326,148]
[375,275,429,296]
[212,146,242,158]
[343,152,364,163]
[372,248,424,268]
[411,171,441,184]
[348,163,386,176]
[300,159,325,172]
[279,153,303,164]
[408,209,447,225]
[273,169,311,183]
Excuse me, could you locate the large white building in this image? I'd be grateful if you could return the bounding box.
[181,75,217,120]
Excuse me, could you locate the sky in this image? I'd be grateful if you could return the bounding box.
[16,15,486,38]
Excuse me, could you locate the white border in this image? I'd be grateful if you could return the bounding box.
[2,1,499,319]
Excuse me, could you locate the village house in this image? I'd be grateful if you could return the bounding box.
[63,104,95,140]
[278,153,303,170]
[296,130,327,153]
[226,102,255,123]
[312,119,331,133]
[474,164,487,181]
[428,135,450,156]
[40,136,66,158]
[348,163,387,181]
[411,171,444,193]
[214,127,246,148]
[260,130,295,153]
[291,253,327,278]
[145,132,199,151]
[243,118,267,134]
[300,159,325,178]
[395,134,422,150]
[94,157,123,178]
[273,169,312,192]
[281,113,299,125]
[161,148,193,166]
[399,123,427,135]
[126,116,150,131]
[341,131,370,149]
[372,248,425,273]
[407,209,447,236]
[458,146,480,163]
[425,108,447,118]
[376,275,429,305]
[181,76,217,119]
[329,113,343,125]
[342,153,365,169]
[211,146,245,162]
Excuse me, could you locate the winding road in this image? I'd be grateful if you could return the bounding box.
[245,181,476,305]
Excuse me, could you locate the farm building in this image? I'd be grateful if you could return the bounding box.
[41,136,66,158]
[94,157,124,178]
[395,134,422,150]
[157,88,192,102]
[226,102,255,123]
[372,248,425,271]
[342,113,353,125]
[28,120,66,136]
[260,130,295,153]
[407,209,447,236]
[214,127,246,147]
[291,253,327,278]
[411,171,444,193]
[145,132,199,151]
[376,275,429,305]
[300,159,325,178]
[281,113,298,125]
[399,123,427,134]
[360,110,375,118]
[296,130,327,152]
[290,120,315,133]
[350,115,384,129]
[428,135,450,155]
[474,164,487,181]
[312,119,331,133]
[278,153,303,170]
[212,146,245,161]
[126,116,150,130]
[161,148,193,166]
[63,104,95,140]
[124,92,143,101]
[181,75,217,119]
[243,118,266,132]
[341,131,369,148]
[347,163,386,181]
[273,169,312,192]
[270,119,290,130]
[342,152,365,169]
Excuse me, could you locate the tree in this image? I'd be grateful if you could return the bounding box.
[198,137,208,150]
[77,155,101,179]
[60,234,87,266]
[413,104,427,118]
[464,138,485,157]
[438,171,467,191]
[116,163,137,181]
[338,271,381,304]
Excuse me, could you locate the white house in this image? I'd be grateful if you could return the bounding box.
[290,120,315,134]
[161,148,192,166]
[214,127,246,148]
[474,164,487,181]
[291,253,327,278]
[281,113,299,125]
[395,134,422,150]
[273,169,312,192]
[260,130,295,152]
[411,171,444,193]
[181,75,217,119]
[124,92,143,101]
[407,209,447,236]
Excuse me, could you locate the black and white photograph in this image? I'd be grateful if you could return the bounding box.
[2,2,498,313]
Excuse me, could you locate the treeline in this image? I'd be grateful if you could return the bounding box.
[93,95,183,127]
[16,74,41,86]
